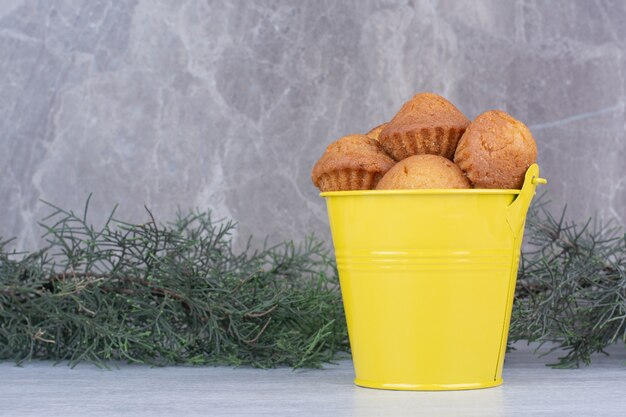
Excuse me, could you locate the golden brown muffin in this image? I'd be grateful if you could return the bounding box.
[379,93,470,161]
[365,123,387,140]
[311,134,396,192]
[376,154,471,190]
[454,110,537,189]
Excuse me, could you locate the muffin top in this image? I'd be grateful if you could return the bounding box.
[311,134,396,189]
[454,110,537,189]
[376,154,471,190]
[380,93,470,137]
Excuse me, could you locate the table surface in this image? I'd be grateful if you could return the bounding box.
[0,343,624,417]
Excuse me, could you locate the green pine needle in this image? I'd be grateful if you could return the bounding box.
[0,197,348,368]
[511,200,625,367]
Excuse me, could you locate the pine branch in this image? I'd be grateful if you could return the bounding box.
[0,199,348,368]
[511,200,626,367]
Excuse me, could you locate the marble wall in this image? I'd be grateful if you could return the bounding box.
[1,0,624,251]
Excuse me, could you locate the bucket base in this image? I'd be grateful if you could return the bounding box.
[354,378,503,391]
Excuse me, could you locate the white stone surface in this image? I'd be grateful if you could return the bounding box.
[1,1,625,252]
[0,344,624,416]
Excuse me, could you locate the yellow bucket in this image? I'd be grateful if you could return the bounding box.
[321,164,546,391]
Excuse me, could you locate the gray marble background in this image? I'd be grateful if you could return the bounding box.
[1,0,624,251]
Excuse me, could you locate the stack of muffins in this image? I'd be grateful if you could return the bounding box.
[311,93,537,191]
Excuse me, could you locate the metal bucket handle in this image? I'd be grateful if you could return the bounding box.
[505,163,547,237]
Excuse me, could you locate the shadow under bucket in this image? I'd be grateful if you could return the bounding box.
[321,164,546,391]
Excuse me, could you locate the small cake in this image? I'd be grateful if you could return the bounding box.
[365,123,387,140]
[376,154,471,190]
[454,110,537,189]
[311,134,396,192]
[379,93,470,161]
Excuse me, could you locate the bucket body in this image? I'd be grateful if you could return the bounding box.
[321,164,544,390]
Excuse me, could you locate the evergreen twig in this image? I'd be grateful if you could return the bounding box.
[511,200,625,367]
[0,199,348,368]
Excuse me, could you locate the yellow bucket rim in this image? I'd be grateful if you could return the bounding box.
[320,168,548,197]
[320,188,521,197]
